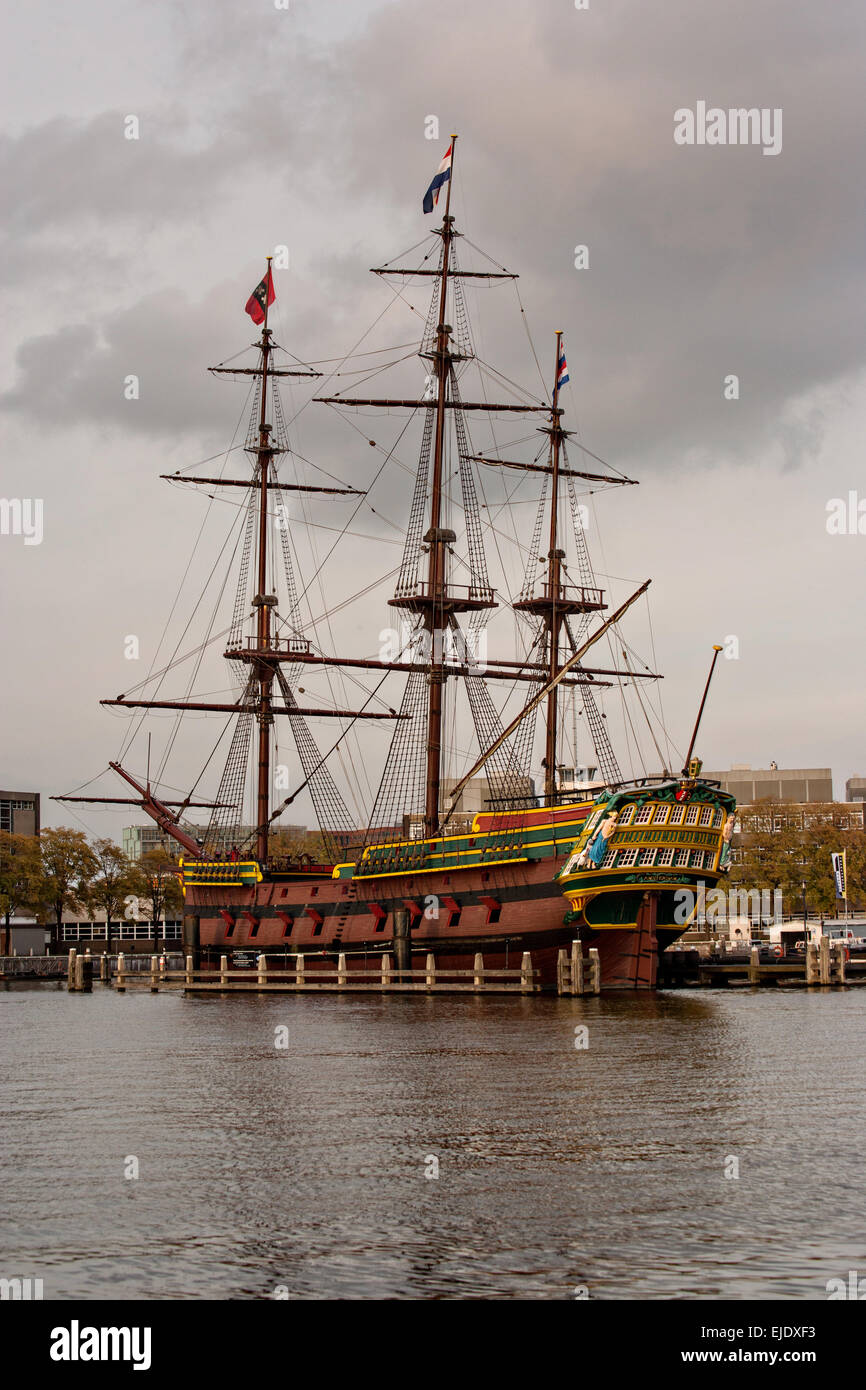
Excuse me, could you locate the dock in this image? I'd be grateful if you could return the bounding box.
[659,939,862,988]
[111,950,548,994]
[106,945,603,996]
[7,939,861,995]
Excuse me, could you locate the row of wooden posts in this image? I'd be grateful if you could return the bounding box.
[757,939,848,986]
[65,945,602,996]
[687,939,854,987]
[557,943,602,996]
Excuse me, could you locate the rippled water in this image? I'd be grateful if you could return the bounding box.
[1,982,864,1299]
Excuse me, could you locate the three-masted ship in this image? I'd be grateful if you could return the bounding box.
[59,138,735,989]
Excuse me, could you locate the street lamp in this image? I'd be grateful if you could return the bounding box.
[801,879,807,944]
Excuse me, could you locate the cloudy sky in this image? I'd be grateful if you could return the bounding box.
[1,0,864,842]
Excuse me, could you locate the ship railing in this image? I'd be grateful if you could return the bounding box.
[392,581,495,604]
[225,635,311,656]
[355,833,531,876]
[524,583,605,606]
[266,857,335,875]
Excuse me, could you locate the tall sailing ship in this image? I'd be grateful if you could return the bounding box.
[59,138,735,989]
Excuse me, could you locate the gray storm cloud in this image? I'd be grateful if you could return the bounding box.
[1,0,864,833]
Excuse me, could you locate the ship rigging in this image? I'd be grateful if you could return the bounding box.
[59,138,675,870]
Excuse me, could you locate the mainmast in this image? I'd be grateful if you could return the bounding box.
[423,137,457,836]
[253,259,276,862]
[316,140,657,836]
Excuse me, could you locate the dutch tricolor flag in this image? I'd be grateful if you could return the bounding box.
[556,341,570,391]
[423,143,453,214]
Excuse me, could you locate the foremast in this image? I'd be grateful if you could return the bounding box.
[60,262,403,864]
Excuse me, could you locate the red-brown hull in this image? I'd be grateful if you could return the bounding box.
[187,854,674,989]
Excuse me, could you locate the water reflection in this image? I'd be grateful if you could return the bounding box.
[1,984,864,1298]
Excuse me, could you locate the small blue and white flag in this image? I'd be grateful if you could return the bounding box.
[556,341,570,391]
[423,143,453,214]
[832,850,847,898]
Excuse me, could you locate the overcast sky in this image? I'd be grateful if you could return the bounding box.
[1,0,864,842]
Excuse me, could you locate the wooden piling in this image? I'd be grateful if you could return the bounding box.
[749,946,760,984]
[380,953,393,988]
[220,954,228,986]
[185,954,194,985]
[258,953,267,986]
[116,952,126,992]
[393,908,411,979]
[588,947,601,994]
[573,940,585,996]
[473,952,484,988]
[556,949,568,994]
[520,952,533,993]
[337,952,348,986]
[819,936,831,986]
[67,949,77,991]
[182,912,200,970]
[150,954,159,992]
[805,942,819,985]
[425,953,436,989]
[295,953,305,985]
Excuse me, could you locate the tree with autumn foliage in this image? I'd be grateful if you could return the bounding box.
[130,848,184,951]
[269,829,328,861]
[730,801,865,916]
[0,831,43,954]
[87,838,141,954]
[34,828,99,937]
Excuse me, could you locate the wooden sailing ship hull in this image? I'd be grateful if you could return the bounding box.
[181,789,733,990]
[186,864,673,990]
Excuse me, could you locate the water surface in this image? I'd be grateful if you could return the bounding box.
[2,983,863,1299]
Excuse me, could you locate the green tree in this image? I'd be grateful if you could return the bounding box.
[36,828,98,941]
[0,832,43,954]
